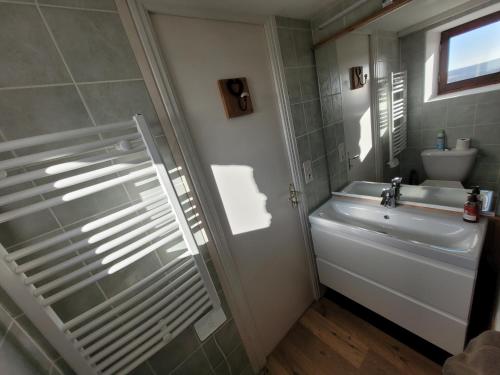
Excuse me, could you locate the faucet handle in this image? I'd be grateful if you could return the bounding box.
[391,177,403,186]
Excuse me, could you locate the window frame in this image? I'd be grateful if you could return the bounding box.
[438,10,500,95]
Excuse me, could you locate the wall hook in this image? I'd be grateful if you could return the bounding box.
[350,66,368,89]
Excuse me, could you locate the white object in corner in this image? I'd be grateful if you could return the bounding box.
[387,71,407,168]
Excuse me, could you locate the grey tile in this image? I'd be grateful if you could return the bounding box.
[284,68,301,104]
[407,103,422,130]
[303,100,322,132]
[299,67,319,101]
[327,150,340,177]
[475,101,500,125]
[312,157,329,203]
[16,316,59,361]
[292,29,314,67]
[421,101,447,129]
[202,337,225,370]
[0,181,60,248]
[290,104,306,137]
[95,253,162,298]
[474,124,500,146]
[320,95,334,125]
[41,7,140,82]
[334,121,345,145]
[0,305,12,342]
[172,348,212,375]
[277,28,297,68]
[446,99,475,128]
[0,321,52,375]
[331,93,343,123]
[52,358,75,375]
[0,288,22,318]
[296,135,311,164]
[407,129,421,148]
[0,86,92,142]
[0,3,69,87]
[51,283,106,322]
[226,345,250,375]
[148,326,199,374]
[215,320,241,357]
[316,64,332,98]
[127,362,154,375]
[309,130,325,161]
[421,129,438,149]
[324,125,337,152]
[39,0,116,10]
[78,79,162,135]
[468,163,499,184]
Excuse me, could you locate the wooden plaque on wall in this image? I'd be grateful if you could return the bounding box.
[217,77,254,118]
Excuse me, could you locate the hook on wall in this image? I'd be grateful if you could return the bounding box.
[350,66,368,90]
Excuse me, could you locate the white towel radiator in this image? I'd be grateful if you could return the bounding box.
[0,115,224,374]
[387,71,408,168]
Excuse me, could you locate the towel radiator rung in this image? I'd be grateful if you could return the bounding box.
[0,115,224,375]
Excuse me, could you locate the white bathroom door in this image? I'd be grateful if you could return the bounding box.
[151,14,314,356]
[337,33,377,182]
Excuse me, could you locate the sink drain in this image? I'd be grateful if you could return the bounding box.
[384,215,390,220]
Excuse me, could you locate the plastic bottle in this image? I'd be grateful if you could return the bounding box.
[436,129,446,151]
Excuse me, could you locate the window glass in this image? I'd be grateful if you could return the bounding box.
[447,20,500,83]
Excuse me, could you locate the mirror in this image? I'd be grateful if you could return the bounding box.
[313,0,500,195]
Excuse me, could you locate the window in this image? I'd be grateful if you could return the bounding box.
[439,11,500,94]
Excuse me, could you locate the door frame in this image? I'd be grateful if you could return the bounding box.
[115,0,320,370]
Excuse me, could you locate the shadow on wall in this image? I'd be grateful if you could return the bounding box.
[211,165,272,236]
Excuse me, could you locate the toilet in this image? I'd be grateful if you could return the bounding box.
[421,148,478,188]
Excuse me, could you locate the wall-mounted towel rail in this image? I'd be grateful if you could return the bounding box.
[0,115,225,375]
[387,71,408,168]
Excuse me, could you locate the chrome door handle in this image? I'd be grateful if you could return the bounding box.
[348,154,360,169]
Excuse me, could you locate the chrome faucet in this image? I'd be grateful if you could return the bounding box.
[381,177,403,208]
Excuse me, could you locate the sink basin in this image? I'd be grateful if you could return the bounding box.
[310,197,487,269]
[339,181,495,214]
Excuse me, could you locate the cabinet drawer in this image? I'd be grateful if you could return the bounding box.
[317,258,467,354]
[312,226,475,321]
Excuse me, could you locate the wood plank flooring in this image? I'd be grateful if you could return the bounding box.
[266,298,442,375]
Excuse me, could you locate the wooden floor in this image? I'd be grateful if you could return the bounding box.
[266,298,442,375]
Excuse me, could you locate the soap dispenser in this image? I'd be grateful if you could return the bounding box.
[463,186,481,223]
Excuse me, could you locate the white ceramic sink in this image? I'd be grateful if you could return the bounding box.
[310,197,487,270]
[339,181,494,213]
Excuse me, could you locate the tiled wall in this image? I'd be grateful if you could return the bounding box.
[275,17,331,211]
[0,1,249,375]
[400,30,500,192]
[314,42,348,190]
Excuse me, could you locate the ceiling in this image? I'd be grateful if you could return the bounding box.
[148,0,335,20]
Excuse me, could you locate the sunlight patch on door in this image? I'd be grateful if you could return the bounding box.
[211,165,271,235]
[358,107,372,161]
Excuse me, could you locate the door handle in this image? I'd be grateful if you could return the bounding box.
[288,183,299,208]
[348,154,360,169]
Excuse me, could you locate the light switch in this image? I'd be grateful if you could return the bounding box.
[338,143,345,162]
[303,160,313,184]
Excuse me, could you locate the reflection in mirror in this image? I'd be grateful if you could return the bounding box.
[311,0,500,197]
